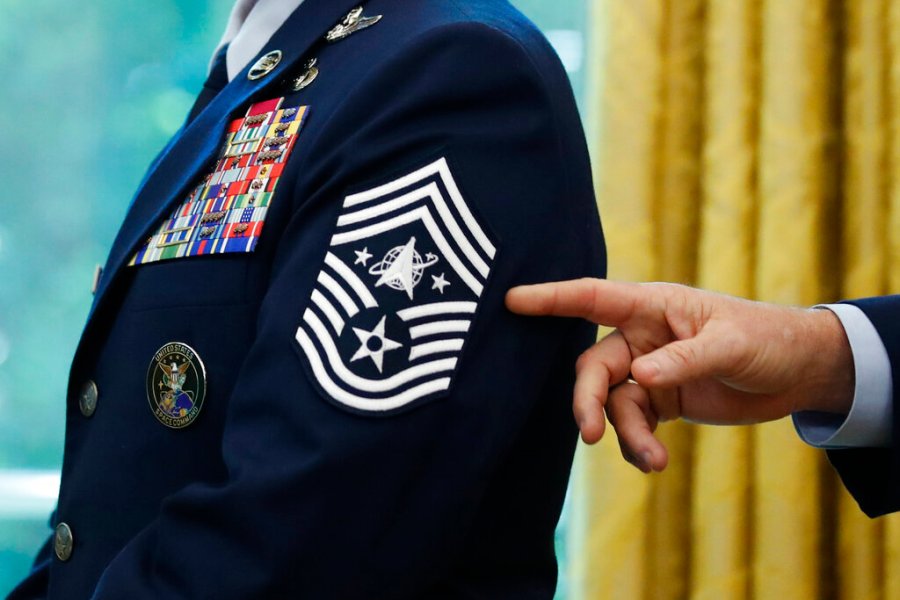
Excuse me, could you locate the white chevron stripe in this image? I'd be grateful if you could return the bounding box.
[337,181,490,278]
[396,301,478,321]
[310,289,344,335]
[331,206,420,245]
[408,339,465,361]
[343,157,496,260]
[296,326,451,411]
[408,320,471,340]
[317,271,359,317]
[337,184,432,227]
[303,310,457,393]
[324,252,378,308]
[432,158,496,259]
[345,159,446,206]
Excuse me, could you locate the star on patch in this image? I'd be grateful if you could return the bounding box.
[354,247,373,266]
[350,316,402,373]
[431,273,450,294]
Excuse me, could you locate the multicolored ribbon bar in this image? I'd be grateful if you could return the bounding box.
[130,98,308,266]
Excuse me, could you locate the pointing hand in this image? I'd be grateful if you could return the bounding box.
[505,279,855,472]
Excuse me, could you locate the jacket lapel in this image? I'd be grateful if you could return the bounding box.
[88,0,368,319]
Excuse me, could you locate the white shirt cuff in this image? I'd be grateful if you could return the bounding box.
[792,303,893,449]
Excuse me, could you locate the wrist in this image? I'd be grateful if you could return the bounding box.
[795,308,855,415]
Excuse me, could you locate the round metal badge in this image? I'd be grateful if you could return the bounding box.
[247,50,282,80]
[146,342,207,429]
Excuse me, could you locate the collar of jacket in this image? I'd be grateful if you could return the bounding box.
[87,0,368,321]
[214,0,309,82]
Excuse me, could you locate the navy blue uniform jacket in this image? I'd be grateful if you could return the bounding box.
[829,297,900,518]
[8,0,606,598]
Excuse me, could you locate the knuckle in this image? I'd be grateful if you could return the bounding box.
[666,342,697,367]
[575,348,595,373]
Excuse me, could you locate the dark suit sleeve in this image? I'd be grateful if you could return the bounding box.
[827,295,900,517]
[89,23,604,598]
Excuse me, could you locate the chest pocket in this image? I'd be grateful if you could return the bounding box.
[123,255,253,312]
[129,98,309,267]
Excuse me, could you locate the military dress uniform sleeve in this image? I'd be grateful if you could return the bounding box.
[89,22,604,598]
[826,295,900,518]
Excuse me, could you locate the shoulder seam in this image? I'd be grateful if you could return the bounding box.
[444,0,575,218]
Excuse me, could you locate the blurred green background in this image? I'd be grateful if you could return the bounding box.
[0,0,588,596]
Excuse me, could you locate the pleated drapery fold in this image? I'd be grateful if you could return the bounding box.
[572,1,900,598]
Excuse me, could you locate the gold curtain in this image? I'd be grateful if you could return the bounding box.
[569,0,900,598]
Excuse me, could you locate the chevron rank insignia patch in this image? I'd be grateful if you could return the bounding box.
[130,98,308,265]
[295,157,497,414]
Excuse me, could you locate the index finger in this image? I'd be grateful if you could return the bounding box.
[505,278,645,327]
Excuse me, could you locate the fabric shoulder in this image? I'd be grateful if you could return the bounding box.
[353,2,571,107]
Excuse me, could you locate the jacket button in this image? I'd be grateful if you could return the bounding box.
[79,380,98,417]
[54,522,74,561]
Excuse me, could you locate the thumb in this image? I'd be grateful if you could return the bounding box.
[631,332,734,388]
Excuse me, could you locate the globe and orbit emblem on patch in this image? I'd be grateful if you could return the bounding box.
[295,157,497,414]
[146,342,207,428]
[367,238,440,298]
